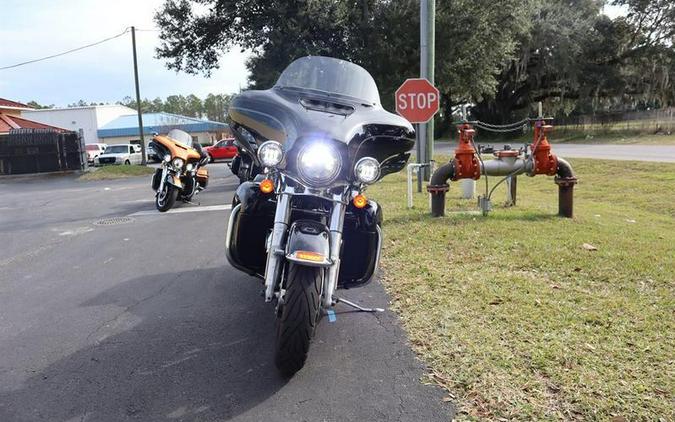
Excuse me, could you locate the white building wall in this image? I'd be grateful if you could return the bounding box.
[22,105,135,144]
[95,106,135,128]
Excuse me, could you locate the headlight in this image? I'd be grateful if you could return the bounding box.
[298,143,341,186]
[354,157,380,184]
[163,154,171,163]
[186,163,194,171]
[258,141,284,167]
[172,158,184,168]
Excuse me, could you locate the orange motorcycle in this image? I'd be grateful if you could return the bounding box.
[149,129,209,212]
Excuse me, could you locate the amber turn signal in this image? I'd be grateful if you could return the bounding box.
[352,194,367,209]
[259,178,274,194]
[295,251,325,262]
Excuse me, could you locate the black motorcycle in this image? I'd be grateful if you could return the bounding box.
[225,56,414,376]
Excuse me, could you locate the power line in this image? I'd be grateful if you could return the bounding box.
[0,28,130,71]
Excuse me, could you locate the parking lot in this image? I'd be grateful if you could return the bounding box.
[0,163,450,421]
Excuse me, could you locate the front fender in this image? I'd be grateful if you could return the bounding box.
[169,174,183,189]
[285,220,331,267]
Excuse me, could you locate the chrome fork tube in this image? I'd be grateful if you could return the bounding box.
[264,189,292,302]
[324,197,346,308]
[157,165,168,195]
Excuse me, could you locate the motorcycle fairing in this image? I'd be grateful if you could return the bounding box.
[228,87,415,182]
[226,182,382,288]
[152,135,201,162]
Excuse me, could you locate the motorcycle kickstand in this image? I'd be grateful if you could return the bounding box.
[333,296,384,313]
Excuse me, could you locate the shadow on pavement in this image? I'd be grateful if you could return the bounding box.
[0,268,286,421]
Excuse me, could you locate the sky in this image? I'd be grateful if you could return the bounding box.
[0,0,250,107]
[1,1,627,108]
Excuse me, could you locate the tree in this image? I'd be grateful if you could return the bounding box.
[203,93,232,122]
[154,0,533,113]
[473,0,675,123]
[163,95,186,115]
[185,94,203,117]
[25,101,53,109]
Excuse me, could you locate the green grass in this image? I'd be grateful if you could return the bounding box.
[79,165,155,181]
[369,158,674,420]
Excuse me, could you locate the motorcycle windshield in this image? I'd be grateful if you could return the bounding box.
[167,129,193,148]
[274,56,381,106]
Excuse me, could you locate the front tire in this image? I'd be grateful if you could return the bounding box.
[155,184,178,212]
[124,159,131,165]
[275,264,323,377]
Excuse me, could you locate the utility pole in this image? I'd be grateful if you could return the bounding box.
[131,26,147,165]
[420,0,435,181]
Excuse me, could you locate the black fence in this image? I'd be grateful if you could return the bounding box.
[0,129,85,175]
[555,107,675,135]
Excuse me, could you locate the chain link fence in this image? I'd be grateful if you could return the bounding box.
[555,107,675,136]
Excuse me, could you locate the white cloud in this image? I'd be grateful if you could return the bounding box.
[0,0,250,106]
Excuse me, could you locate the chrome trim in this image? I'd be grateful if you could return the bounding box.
[286,252,332,267]
[225,204,262,278]
[156,165,168,195]
[263,187,292,302]
[372,225,383,281]
[225,204,240,250]
[323,195,347,307]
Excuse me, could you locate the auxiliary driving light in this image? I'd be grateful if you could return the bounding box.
[258,141,284,167]
[354,157,380,184]
[172,158,184,168]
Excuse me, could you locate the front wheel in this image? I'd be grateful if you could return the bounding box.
[275,263,323,377]
[124,159,131,165]
[155,184,178,212]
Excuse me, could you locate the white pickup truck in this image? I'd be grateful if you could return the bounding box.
[94,144,142,166]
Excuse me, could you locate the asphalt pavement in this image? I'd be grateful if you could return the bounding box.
[434,141,675,162]
[0,164,451,422]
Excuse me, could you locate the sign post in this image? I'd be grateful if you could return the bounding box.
[395,78,440,190]
[420,0,435,181]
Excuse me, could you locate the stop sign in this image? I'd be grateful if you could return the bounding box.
[395,78,440,123]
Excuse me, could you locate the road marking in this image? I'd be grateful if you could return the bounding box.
[129,204,232,216]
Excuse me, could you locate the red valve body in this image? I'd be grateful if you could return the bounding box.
[531,121,558,175]
[452,123,481,180]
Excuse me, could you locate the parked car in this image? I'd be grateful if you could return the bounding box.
[85,143,107,165]
[95,144,142,165]
[204,139,237,162]
[147,144,160,163]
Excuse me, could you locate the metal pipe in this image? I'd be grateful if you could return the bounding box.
[427,161,455,217]
[505,176,517,206]
[554,157,577,218]
[430,156,577,218]
[480,157,529,176]
[408,162,433,208]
